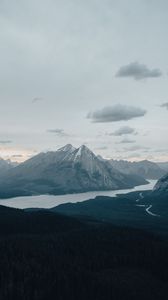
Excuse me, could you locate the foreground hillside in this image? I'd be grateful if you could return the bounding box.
[0,205,168,300]
[51,172,168,235]
[53,193,168,235]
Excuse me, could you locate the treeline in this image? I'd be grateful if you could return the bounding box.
[0,205,168,299]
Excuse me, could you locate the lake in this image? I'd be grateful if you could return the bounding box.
[0,180,157,209]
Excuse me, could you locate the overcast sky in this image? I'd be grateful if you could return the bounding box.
[0,0,168,162]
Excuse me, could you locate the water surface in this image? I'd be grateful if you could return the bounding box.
[0,180,156,209]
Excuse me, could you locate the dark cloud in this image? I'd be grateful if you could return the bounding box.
[87,104,146,123]
[160,102,168,110]
[109,126,137,136]
[47,129,69,137]
[117,138,136,144]
[32,97,43,103]
[116,62,162,80]
[0,140,12,144]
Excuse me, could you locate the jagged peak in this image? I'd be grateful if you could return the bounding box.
[79,144,90,151]
[57,144,76,153]
[78,145,93,154]
[97,155,105,161]
[74,145,96,160]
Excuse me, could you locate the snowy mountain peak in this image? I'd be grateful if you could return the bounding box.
[80,145,94,154]
[75,145,95,159]
[57,144,76,153]
[0,143,148,196]
[97,155,105,161]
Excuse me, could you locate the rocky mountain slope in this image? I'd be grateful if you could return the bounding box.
[153,173,168,194]
[109,159,166,180]
[0,144,147,198]
[157,162,168,172]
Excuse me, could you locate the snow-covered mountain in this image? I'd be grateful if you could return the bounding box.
[109,159,166,180]
[0,144,147,198]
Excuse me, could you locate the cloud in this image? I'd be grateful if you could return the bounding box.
[124,145,150,151]
[116,62,162,80]
[11,154,23,158]
[32,97,43,103]
[117,138,136,144]
[160,102,168,110]
[95,146,108,150]
[153,148,168,153]
[47,128,69,137]
[0,140,12,144]
[109,126,137,136]
[87,104,146,123]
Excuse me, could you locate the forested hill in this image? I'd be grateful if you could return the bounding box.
[0,205,168,300]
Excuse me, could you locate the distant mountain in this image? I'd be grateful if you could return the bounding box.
[157,162,168,172]
[0,158,17,178]
[109,159,166,180]
[0,144,147,198]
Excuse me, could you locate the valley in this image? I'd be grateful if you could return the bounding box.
[0,179,156,209]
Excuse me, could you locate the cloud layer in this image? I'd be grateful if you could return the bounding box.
[0,1,167,162]
[160,102,168,110]
[32,97,43,104]
[116,62,162,80]
[87,105,146,123]
[124,145,150,152]
[118,138,136,144]
[0,140,12,144]
[109,126,136,136]
[47,129,69,137]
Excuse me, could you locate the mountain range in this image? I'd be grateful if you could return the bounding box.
[156,162,168,172]
[0,144,167,198]
[0,144,148,198]
[109,159,166,180]
[0,158,17,176]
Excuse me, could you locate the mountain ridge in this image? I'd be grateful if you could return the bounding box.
[0,144,147,198]
[109,158,166,179]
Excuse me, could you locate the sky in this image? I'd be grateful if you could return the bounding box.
[0,0,168,162]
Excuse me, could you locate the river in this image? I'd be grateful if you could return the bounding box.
[0,179,157,209]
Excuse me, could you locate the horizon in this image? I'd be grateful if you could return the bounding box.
[0,142,167,164]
